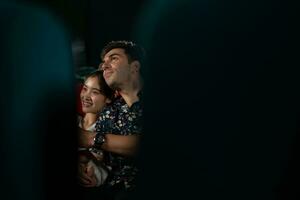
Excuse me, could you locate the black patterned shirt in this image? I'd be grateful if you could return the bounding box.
[95,92,143,190]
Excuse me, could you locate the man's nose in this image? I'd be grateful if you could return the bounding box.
[101,62,110,71]
[98,62,103,70]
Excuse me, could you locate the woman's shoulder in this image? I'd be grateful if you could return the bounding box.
[77,115,83,127]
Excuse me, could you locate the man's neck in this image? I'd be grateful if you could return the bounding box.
[118,78,142,107]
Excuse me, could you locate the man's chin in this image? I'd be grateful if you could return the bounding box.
[109,82,121,91]
[105,78,113,86]
[106,79,114,87]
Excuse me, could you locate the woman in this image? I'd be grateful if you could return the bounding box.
[78,70,114,187]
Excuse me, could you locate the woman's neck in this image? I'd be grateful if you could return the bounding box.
[82,113,97,130]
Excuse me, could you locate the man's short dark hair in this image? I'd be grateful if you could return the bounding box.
[101,40,146,66]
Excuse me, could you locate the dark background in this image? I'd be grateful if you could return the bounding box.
[16,0,147,68]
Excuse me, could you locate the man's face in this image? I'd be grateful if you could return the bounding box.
[101,48,132,89]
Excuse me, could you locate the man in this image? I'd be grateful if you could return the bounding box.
[78,40,145,199]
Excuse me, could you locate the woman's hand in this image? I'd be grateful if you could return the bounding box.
[78,162,98,187]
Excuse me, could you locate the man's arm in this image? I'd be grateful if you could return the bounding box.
[102,134,140,157]
[78,128,140,157]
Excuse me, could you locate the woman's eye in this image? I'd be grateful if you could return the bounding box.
[92,91,100,95]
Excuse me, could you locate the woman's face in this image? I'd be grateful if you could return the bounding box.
[80,76,108,114]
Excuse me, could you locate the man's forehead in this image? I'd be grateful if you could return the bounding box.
[103,48,125,58]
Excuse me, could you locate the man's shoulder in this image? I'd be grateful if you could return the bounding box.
[99,97,123,116]
[110,96,125,108]
[101,95,143,116]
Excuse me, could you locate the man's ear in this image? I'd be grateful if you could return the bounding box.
[131,60,140,73]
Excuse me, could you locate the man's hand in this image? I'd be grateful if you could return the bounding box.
[78,128,96,148]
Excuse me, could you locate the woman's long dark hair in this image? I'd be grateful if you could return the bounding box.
[84,70,115,101]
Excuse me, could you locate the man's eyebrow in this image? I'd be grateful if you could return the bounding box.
[108,53,121,58]
[102,52,122,62]
[83,84,101,92]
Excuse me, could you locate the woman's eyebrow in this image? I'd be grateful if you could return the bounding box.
[83,84,101,92]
